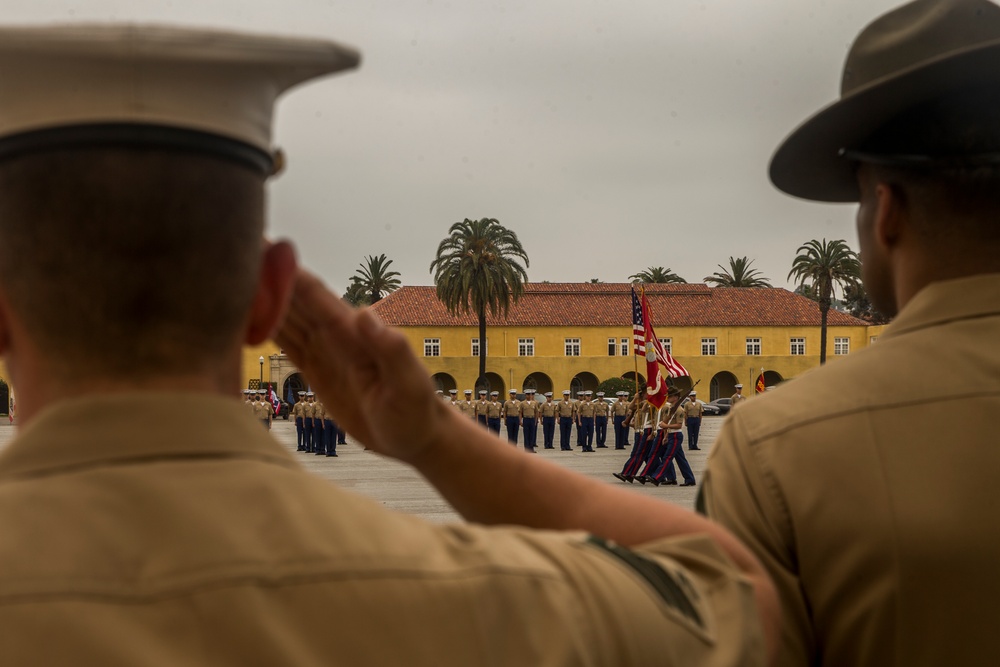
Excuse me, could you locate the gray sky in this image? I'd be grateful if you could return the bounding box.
[6,0,904,291]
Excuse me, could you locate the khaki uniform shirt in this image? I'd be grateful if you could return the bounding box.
[460,400,476,418]
[658,403,686,431]
[577,401,596,419]
[557,400,575,418]
[312,401,326,423]
[686,400,704,419]
[701,274,1000,667]
[541,401,557,418]
[486,401,502,419]
[0,394,764,665]
[729,393,747,407]
[593,401,609,417]
[475,399,489,417]
[613,400,630,417]
[291,401,305,419]
[630,402,652,430]
[521,400,538,418]
[502,399,521,419]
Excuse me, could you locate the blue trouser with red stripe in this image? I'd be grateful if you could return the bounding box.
[649,432,695,484]
[620,428,654,479]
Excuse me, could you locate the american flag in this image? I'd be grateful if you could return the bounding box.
[632,286,690,378]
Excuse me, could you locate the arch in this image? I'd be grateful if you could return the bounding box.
[282,372,308,404]
[571,371,599,398]
[669,375,693,393]
[763,370,783,388]
[431,372,457,393]
[709,371,739,401]
[622,371,646,389]
[476,372,505,397]
[522,372,553,397]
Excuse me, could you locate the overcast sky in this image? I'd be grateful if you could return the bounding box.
[6,0,905,291]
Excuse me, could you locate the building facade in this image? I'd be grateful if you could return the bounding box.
[370,283,877,401]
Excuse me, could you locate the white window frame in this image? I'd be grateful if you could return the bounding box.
[660,338,672,354]
[620,338,629,356]
[607,337,617,356]
[564,338,581,357]
[701,338,717,356]
[518,338,535,357]
[471,338,488,357]
[790,338,805,355]
[834,337,850,356]
[746,337,761,356]
[424,338,441,357]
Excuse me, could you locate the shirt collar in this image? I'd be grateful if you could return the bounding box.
[0,392,298,481]
[881,273,1000,340]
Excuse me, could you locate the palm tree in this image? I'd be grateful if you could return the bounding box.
[629,266,687,284]
[354,254,401,304]
[704,256,772,287]
[788,239,861,364]
[343,276,370,307]
[430,218,529,384]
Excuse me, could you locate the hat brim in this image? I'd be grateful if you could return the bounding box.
[770,39,1000,203]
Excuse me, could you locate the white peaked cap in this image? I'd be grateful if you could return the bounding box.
[0,24,360,172]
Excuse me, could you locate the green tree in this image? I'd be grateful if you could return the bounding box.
[598,377,636,400]
[629,266,687,284]
[430,218,529,384]
[354,253,402,305]
[788,239,861,364]
[343,276,370,307]
[842,282,892,325]
[704,256,772,287]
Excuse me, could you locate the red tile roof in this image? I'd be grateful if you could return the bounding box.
[370,283,869,327]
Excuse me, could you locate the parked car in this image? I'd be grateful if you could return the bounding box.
[705,397,731,415]
[699,401,722,416]
[278,400,291,420]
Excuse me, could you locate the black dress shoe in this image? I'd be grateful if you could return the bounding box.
[681,482,697,487]
[612,473,625,482]
[326,453,338,457]
[596,445,608,449]
[635,476,647,485]
[663,480,678,486]
[649,477,661,487]
[625,476,635,484]
[688,447,700,450]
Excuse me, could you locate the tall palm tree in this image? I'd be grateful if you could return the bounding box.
[704,256,772,287]
[354,254,402,305]
[430,218,529,384]
[629,266,687,284]
[788,239,861,364]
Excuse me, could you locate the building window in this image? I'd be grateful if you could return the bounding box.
[565,338,581,356]
[471,338,488,357]
[660,338,672,354]
[424,338,441,357]
[835,337,850,355]
[519,338,535,357]
[790,338,805,355]
[620,338,629,356]
[701,338,716,356]
[607,337,616,356]
[746,337,761,355]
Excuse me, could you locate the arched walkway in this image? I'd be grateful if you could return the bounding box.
[431,372,457,393]
[709,371,739,401]
[476,372,506,397]
[282,372,308,404]
[522,372,553,397]
[763,370,783,389]
[670,376,693,393]
[571,372,599,398]
[622,371,646,391]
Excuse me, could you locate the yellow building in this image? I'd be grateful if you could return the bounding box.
[370,283,879,401]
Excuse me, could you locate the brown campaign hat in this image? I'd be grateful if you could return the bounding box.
[0,24,360,174]
[770,0,1000,202]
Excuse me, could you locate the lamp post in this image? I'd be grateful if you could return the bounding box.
[259,356,264,387]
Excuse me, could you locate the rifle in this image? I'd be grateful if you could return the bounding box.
[659,379,701,427]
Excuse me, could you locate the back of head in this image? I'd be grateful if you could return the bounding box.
[0,147,264,379]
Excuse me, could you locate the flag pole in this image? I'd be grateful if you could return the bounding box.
[633,286,642,400]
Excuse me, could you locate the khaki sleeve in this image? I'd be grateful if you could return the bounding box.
[700,411,814,667]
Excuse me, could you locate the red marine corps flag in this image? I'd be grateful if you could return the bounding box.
[755,369,766,394]
[632,288,689,408]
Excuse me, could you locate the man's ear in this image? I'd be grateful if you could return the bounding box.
[872,181,906,251]
[244,240,298,346]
